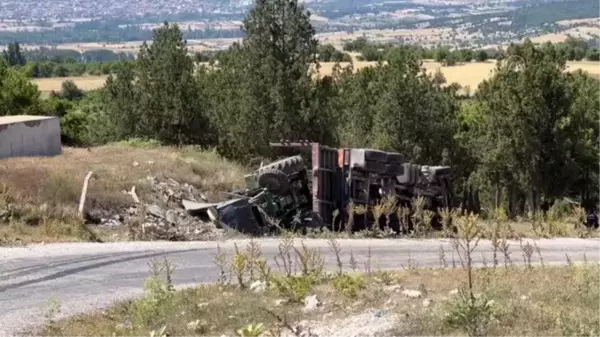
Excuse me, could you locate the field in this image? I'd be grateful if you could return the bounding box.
[36,235,600,337]
[36,38,240,54]
[32,60,600,95]
[33,75,109,93]
[528,17,600,44]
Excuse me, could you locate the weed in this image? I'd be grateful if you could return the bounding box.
[440,207,457,237]
[438,245,448,268]
[373,269,396,286]
[232,242,249,288]
[344,250,356,273]
[332,273,366,299]
[443,287,495,337]
[519,239,534,269]
[236,323,265,337]
[246,238,263,282]
[294,241,325,279]
[446,212,497,336]
[327,238,343,275]
[274,236,294,277]
[132,263,177,328]
[270,274,314,303]
[214,244,229,285]
[43,298,62,335]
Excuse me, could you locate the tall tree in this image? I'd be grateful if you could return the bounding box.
[471,40,597,215]
[337,46,462,166]
[104,22,213,146]
[207,0,334,160]
[2,42,26,67]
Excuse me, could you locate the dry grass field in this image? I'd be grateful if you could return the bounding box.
[33,75,109,92]
[528,18,600,44]
[35,60,596,94]
[32,60,599,95]
[15,38,241,54]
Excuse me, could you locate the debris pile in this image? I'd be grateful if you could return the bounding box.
[130,203,225,241]
[90,175,226,241]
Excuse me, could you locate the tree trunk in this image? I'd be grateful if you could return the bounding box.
[494,182,502,210]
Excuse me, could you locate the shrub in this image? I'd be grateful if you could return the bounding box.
[332,273,366,298]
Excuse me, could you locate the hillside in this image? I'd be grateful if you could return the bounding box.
[0,144,246,244]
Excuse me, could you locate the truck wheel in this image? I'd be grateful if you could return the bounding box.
[258,168,290,195]
[259,155,304,176]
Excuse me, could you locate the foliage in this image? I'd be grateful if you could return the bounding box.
[0,59,43,115]
[204,0,338,160]
[103,22,214,146]
[270,274,315,303]
[317,44,352,62]
[332,273,366,298]
[2,42,26,67]
[443,287,495,337]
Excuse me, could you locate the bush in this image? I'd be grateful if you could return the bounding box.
[332,273,366,298]
[269,274,315,303]
[443,287,495,337]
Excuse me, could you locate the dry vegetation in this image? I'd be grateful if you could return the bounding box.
[33,60,600,94]
[0,142,245,244]
[37,215,600,337]
[530,18,600,44]
[33,75,109,92]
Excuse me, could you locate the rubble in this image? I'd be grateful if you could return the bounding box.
[88,176,226,241]
[303,294,323,312]
[401,289,423,298]
[250,280,267,293]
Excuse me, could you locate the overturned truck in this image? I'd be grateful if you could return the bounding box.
[215,141,475,235]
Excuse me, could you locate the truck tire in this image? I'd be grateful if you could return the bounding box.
[385,152,406,164]
[350,149,388,163]
[257,168,290,195]
[259,155,305,176]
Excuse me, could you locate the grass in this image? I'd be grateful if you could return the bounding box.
[37,214,599,337]
[0,144,245,245]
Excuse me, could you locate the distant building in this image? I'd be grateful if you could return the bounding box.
[0,115,62,159]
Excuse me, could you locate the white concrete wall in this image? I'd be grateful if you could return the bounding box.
[0,117,62,158]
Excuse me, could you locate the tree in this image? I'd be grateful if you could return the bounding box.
[475,50,488,62]
[470,40,596,215]
[60,80,84,101]
[337,47,462,166]
[562,70,600,209]
[207,0,333,160]
[104,22,213,146]
[0,59,42,116]
[2,42,26,67]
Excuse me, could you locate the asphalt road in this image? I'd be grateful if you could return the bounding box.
[0,237,598,335]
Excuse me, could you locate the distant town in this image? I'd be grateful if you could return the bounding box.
[0,0,597,50]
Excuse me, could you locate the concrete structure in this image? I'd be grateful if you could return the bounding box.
[0,115,62,159]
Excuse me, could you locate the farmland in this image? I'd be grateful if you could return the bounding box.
[32,60,600,95]
[33,75,109,93]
